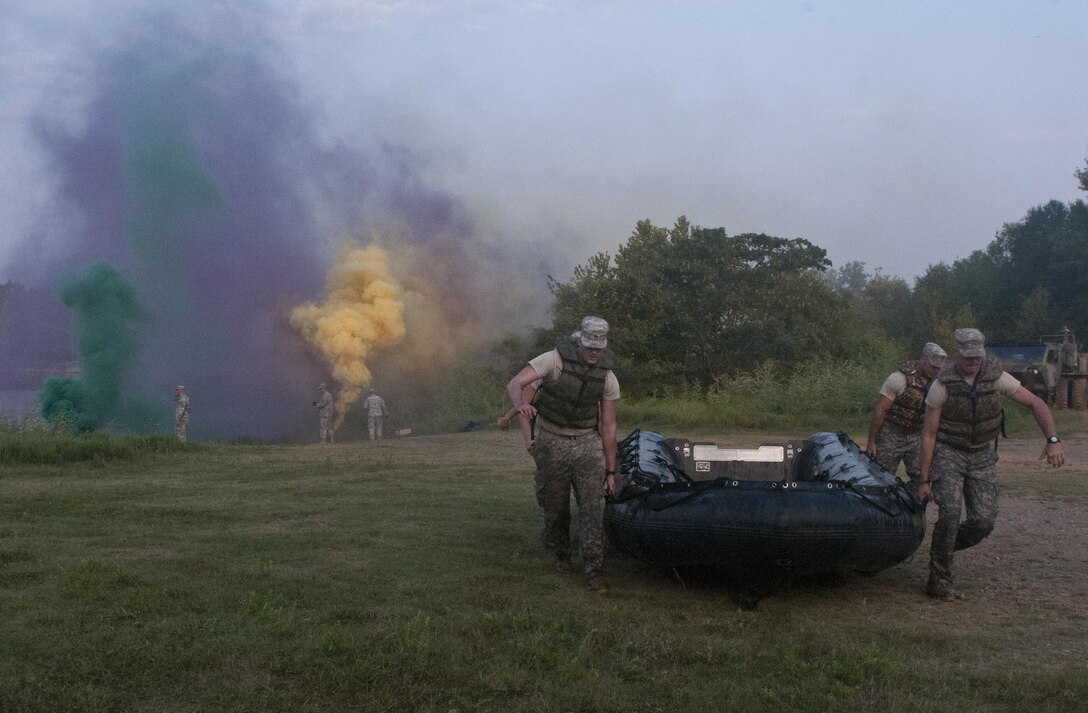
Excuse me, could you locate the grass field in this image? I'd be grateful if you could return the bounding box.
[2,419,1087,712]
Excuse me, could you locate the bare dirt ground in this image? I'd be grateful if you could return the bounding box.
[827,421,1088,657]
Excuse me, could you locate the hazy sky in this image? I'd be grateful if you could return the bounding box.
[2,0,1086,285]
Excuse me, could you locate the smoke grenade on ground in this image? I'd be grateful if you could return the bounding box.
[40,262,141,431]
[290,244,405,428]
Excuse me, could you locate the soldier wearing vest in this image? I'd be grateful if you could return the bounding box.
[919,328,1065,601]
[506,316,619,594]
[865,342,947,493]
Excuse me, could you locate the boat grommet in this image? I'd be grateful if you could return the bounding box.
[731,480,739,487]
[827,483,834,489]
[771,482,778,488]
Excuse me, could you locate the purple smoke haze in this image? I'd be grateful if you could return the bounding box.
[2,8,557,439]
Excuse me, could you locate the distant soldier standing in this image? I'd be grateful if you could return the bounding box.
[864,342,947,493]
[363,388,388,441]
[174,385,191,442]
[918,328,1065,601]
[506,316,619,594]
[314,383,334,444]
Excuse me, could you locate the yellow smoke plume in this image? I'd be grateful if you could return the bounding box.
[290,243,406,428]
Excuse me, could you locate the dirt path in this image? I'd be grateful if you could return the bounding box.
[834,425,1088,656]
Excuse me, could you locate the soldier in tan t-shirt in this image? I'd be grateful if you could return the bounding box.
[506,316,619,594]
[864,342,947,491]
[918,328,1064,602]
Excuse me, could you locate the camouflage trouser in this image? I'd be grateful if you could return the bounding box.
[533,463,545,508]
[929,443,999,586]
[368,415,384,440]
[320,416,334,443]
[534,429,606,576]
[873,421,922,487]
[175,416,189,443]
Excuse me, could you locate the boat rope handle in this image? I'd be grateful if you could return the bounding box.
[840,478,908,518]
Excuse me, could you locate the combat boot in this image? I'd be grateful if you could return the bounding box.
[926,576,962,602]
[554,558,572,576]
[585,572,609,594]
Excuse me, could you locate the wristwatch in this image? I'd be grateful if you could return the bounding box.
[1047,435,1061,444]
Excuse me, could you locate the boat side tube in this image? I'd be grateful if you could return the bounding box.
[606,430,926,576]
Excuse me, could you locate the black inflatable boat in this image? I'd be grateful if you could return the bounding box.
[604,430,925,577]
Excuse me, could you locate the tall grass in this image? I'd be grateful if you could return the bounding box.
[621,358,887,435]
[0,414,195,465]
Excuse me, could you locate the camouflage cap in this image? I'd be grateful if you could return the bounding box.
[954,328,986,357]
[578,316,608,349]
[319,382,327,389]
[921,342,947,367]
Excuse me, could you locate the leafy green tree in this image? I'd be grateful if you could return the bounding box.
[859,273,913,345]
[548,250,616,334]
[1012,286,1056,342]
[548,218,844,393]
[823,260,869,294]
[986,199,1088,339]
[905,263,956,346]
[609,218,680,366]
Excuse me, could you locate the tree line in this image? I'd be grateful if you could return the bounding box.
[528,161,1088,397]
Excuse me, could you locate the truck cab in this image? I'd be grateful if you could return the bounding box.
[988,331,1078,403]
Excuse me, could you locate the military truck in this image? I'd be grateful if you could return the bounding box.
[987,330,1079,403]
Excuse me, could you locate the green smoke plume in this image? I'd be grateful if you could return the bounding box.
[41,263,141,431]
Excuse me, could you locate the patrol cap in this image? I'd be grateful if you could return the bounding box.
[954,328,986,358]
[177,385,185,390]
[921,342,947,367]
[578,316,608,349]
[319,382,327,389]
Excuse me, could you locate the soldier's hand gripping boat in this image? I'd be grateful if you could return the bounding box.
[605,430,925,578]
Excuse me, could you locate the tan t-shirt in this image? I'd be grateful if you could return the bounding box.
[528,350,620,436]
[878,371,908,401]
[926,371,1022,409]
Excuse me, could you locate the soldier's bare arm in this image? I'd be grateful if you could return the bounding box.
[600,399,618,496]
[865,395,894,457]
[517,383,538,452]
[506,366,541,420]
[917,405,941,503]
[1008,386,1065,467]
